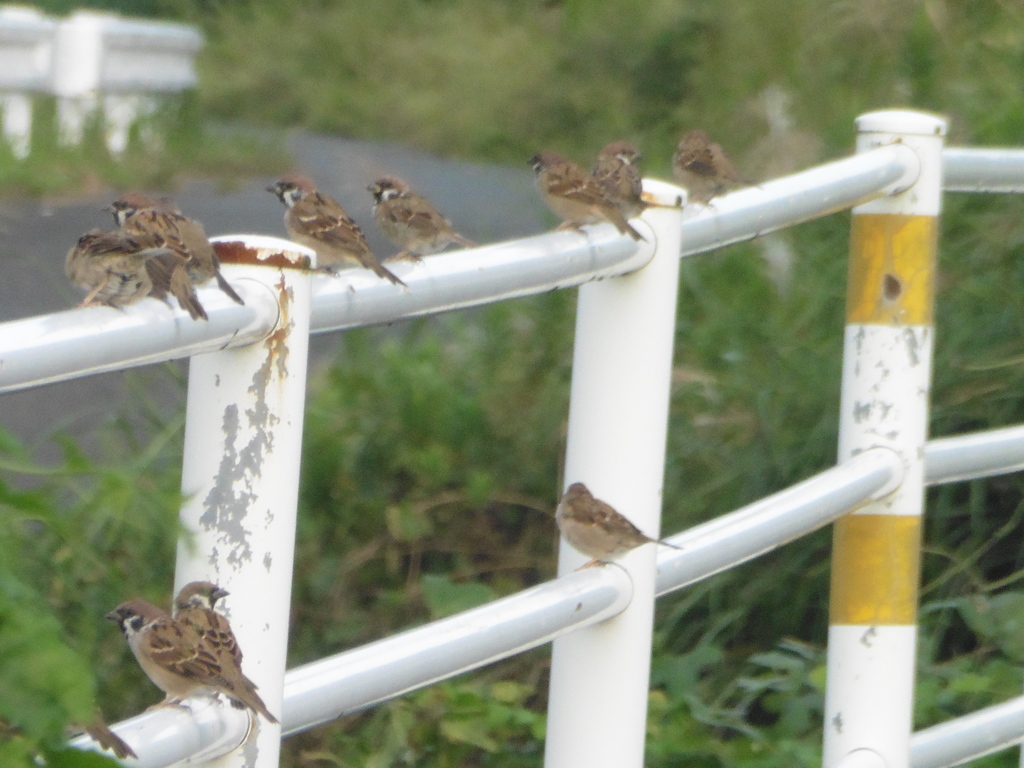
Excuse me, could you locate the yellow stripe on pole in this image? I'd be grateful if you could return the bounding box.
[846,214,937,325]
[830,514,922,625]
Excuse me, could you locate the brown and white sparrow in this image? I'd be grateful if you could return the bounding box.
[556,482,680,567]
[109,193,245,305]
[530,151,644,241]
[672,130,748,204]
[368,176,476,261]
[268,174,405,287]
[66,229,207,320]
[592,141,649,220]
[107,598,278,724]
[174,581,242,667]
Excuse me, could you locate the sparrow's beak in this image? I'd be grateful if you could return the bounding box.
[265,184,278,194]
[212,587,229,601]
[104,610,120,622]
[102,204,115,213]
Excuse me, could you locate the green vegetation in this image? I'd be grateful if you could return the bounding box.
[5,0,1024,766]
[0,94,288,197]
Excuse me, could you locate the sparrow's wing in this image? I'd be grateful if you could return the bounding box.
[146,619,222,682]
[204,609,244,667]
[547,167,613,207]
[582,498,649,540]
[295,194,373,254]
[709,143,746,183]
[394,195,455,236]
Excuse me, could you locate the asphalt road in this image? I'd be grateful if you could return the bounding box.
[0,132,548,455]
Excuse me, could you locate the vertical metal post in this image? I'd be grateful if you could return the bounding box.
[174,235,314,768]
[823,110,947,768]
[544,180,684,768]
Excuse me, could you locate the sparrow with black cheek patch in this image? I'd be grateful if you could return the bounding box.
[267,174,405,287]
[109,193,245,305]
[556,482,680,568]
[368,176,476,261]
[107,598,278,724]
[592,141,649,220]
[672,130,749,204]
[106,599,219,704]
[530,151,645,241]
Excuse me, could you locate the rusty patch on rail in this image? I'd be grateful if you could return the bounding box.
[215,240,313,270]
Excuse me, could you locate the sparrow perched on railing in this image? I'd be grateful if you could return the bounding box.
[672,130,749,204]
[530,150,645,241]
[267,174,405,287]
[66,228,207,320]
[556,482,680,568]
[172,581,277,723]
[592,141,649,220]
[368,176,476,261]
[174,581,242,666]
[109,192,245,305]
[107,597,278,723]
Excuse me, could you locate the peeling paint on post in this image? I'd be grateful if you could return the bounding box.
[174,235,315,768]
[824,111,946,768]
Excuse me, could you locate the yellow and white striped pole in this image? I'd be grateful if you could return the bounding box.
[823,110,947,768]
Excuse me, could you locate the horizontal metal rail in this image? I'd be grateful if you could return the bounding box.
[679,143,919,257]
[924,423,1024,485]
[0,228,649,393]
[0,145,922,394]
[943,148,1024,193]
[911,694,1024,768]
[7,146,1024,396]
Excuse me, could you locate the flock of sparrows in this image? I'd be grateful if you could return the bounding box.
[66,130,744,314]
[97,487,672,756]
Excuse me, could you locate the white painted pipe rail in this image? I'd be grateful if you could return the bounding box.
[679,143,920,257]
[0,280,277,392]
[910,695,1024,768]
[0,228,646,394]
[61,426,1024,765]
[924,424,1024,484]
[944,148,1024,193]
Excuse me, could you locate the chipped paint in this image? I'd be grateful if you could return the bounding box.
[176,234,314,768]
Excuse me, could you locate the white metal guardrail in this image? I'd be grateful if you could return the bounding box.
[5,109,1016,766]
[0,6,201,156]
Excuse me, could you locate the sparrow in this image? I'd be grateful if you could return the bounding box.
[267,174,405,287]
[556,482,680,567]
[672,129,749,204]
[592,141,649,220]
[529,151,644,241]
[173,581,242,667]
[107,598,278,724]
[109,192,245,305]
[66,229,207,319]
[368,176,476,261]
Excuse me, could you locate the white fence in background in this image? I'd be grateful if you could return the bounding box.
[1,109,1023,767]
[0,5,201,157]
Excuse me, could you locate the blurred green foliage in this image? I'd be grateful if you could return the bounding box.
[5,0,1024,765]
[0,93,288,197]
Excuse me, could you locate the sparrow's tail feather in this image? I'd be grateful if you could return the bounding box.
[367,258,407,288]
[606,209,647,242]
[232,677,279,724]
[171,267,209,321]
[82,718,137,760]
[657,538,682,551]
[451,233,477,249]
[215,271,246,305]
